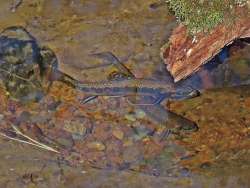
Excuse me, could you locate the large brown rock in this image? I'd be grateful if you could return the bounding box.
[161,10,250,82]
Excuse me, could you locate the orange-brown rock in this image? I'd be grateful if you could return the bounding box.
[161,12,250,82]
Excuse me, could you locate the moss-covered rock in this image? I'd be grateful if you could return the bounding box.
[166,0,248,34]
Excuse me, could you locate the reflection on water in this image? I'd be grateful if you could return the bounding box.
[0,0,249,187]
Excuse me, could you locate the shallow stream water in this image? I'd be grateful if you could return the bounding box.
[0,1,249,187]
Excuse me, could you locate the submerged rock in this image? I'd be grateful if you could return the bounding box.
[87,141,106,151]
[0,26,58,102]
[112,129,124,140]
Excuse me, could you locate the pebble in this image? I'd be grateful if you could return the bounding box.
[179,168,190,177]
[123,139,133,147]
[63,120,87,139]
[112,129,124,140]
[123,146,141,163]
[56,137,73,148]
[81,170,87,174]
[87,141,106,151]
[17,111,31,122]
[132,126,153,141]
[47,101,61,111]
[0,114,4,121]
[31,113,50,124]
[135,109,146,119]
[125,114,136,122]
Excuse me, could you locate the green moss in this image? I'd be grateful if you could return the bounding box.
[166,0,248,34]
